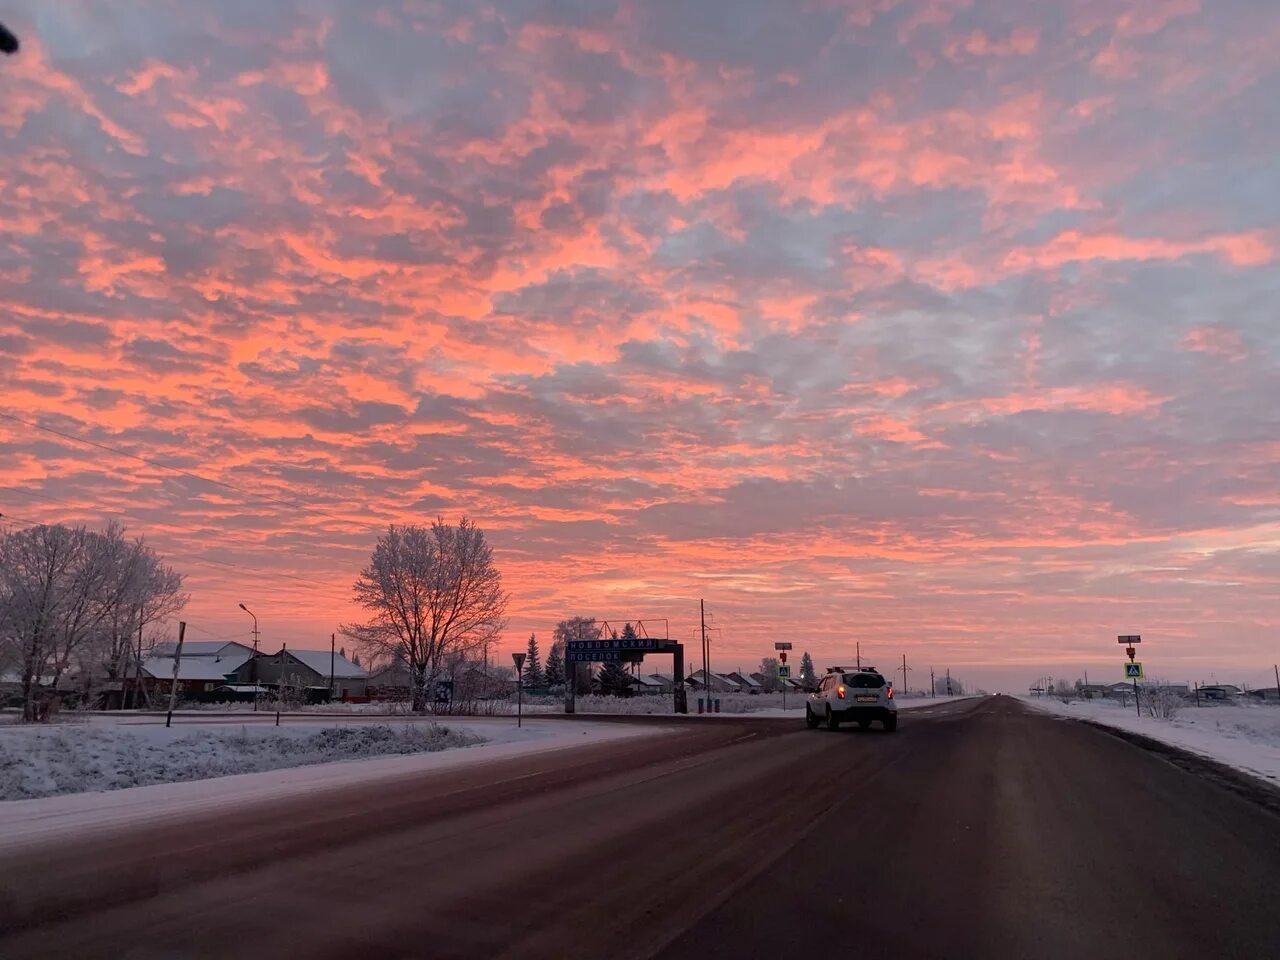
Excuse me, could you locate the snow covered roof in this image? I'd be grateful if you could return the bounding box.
[152,640,253,659]
[728,672,761,687]
[142,654,249,681]
[281,649,366,679]
[631,674,662,687]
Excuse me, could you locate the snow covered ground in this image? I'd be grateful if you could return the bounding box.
[0,719,487,801]
[1021,696,1280,785]
[0,715,663,850]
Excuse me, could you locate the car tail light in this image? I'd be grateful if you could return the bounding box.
[887,685,894,700]
[837,685,846,699]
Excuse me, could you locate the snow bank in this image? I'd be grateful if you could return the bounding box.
[1021,696,1280,785]
[0,722,484,800]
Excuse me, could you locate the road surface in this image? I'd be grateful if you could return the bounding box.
[2,696,1278,959]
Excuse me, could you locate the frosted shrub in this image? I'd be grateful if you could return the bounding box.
[1144,687,1183,720]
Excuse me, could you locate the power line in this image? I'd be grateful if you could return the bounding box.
[0,410,379,532]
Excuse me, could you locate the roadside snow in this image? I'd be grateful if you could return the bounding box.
[0,717,662,851]
[1021,696,1280,785]
[0,722,485,801]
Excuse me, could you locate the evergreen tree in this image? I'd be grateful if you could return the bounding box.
[523,632,544,687]
[544,640,565,687]
[799,651,816,688]
[598,659,634,697]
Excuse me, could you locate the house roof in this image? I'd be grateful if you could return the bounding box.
[279,649,366,679]
[142,653,250,681]
[646,673,672,684]
[631,674,662,687]
[152,640,253,658]
[728,672,761,687]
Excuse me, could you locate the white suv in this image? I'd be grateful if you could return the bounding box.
[805,667,897,732]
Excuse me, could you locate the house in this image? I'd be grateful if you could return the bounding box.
[1247,687,1280,703]
[644,673,675,693]
[726,671,762,694]
[629,674,666,695]
[367,661,412,699]
[1144,683,1190,697]
[1200,684,1242,701]
[685,669,735,693]
[229,648,368,699]
[140,641,254,695]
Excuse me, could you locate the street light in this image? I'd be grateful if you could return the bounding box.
[239,603,260,712]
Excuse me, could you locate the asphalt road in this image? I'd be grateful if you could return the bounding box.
[2,696,1279,959]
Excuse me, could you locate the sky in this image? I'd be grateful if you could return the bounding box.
[1,0,1278,692]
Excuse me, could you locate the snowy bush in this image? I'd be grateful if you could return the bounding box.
[1144,687,1183,720]
[0,723,486,800]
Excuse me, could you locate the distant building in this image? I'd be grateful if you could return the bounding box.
[644,673,675,693]
[229,648,367,699]
[1199,684,1241,701]
[725,671,762,694]
[629,674,666,695]
[685,669,735,693]
[140,641,254,695]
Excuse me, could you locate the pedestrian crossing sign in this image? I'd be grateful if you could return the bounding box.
[1124,662,1143,679]
[778,664,791,678]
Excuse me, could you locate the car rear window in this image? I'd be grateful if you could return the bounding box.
[844,673,884,688]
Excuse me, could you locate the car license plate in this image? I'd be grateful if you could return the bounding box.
[855,695,877,702]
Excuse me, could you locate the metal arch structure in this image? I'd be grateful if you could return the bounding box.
[564,617,687,714]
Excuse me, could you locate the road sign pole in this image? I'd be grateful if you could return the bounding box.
[512,652,526,729]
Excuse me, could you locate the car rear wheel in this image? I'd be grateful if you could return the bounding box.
[826,706,840,731]
[883,715,898,732]
[805,705,820,729]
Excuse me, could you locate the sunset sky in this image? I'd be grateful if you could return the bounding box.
[2,1,1278,691]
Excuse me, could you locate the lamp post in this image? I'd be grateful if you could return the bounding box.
[239,603,259,712]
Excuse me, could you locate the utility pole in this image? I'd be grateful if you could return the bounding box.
[329,633,336,704]
[900,654,910,694]
[930,668,935,698]
[277,643,286,727]
[1274,664,1279,699]
[700,598,709,713]
[239,603,260,712]
[856,642,861,670]
[130,620,144,710]
[165,621,186,728]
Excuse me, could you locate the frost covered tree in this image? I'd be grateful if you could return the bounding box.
[553,616,597,694]
[799,651,816,689]
[758,657,781,693]
[91,524,187,698]
[342,519,509,713]
[522,632,543,688]
[0,523,186,722]
[544,640,565,688]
